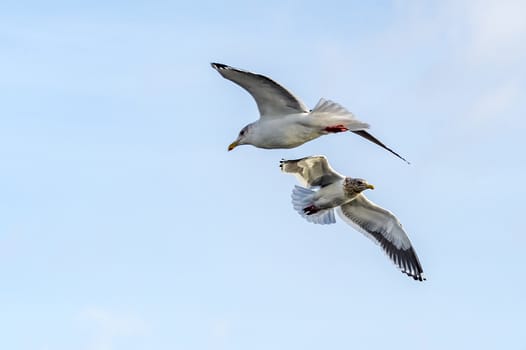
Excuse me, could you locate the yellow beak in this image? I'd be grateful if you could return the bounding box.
[228,141,239,151]
[367,184,375,190]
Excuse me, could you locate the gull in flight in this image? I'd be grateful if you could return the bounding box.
[281,155,425,281]
[211,63,408,163]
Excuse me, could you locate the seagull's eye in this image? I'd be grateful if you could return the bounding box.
[240,130,245,136]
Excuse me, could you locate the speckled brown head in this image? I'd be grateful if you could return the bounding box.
[343,177,375,197]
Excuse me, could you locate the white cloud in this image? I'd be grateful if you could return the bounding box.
[467,81,521,125]
[463,0,526,64]
[210,318,230,340]
[78,307,149,350]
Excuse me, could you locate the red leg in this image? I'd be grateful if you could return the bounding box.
[325,124,349,133]
[303,205,320,215]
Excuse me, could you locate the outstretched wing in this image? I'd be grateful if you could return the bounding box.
[337,194,425,281]
[351,130,409,164]
[211,63,309,117]
[280,155,344,187]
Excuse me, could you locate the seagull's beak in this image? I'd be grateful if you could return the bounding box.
[367,184,375,190]
[228,140,239,151]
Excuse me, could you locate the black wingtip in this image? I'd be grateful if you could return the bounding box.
[410,273,426,282]
[211,62,229,70]
[351,130,410,164]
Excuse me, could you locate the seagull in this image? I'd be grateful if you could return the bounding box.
[280,155,425,281]
[211,63,408,163]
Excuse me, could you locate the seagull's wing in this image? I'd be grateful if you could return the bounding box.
[211,63,309,117]
[337,194,425,281]
[351,130,409,164]
[280,155,344,187]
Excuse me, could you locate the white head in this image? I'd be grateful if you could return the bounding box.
[228,123,256,151]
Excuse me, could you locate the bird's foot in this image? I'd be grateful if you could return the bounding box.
[303,205,320,215]
[325,124,349,133]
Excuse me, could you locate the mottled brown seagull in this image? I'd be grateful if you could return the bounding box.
[281,155,425,281]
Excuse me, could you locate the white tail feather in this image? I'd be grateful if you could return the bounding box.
[291,185,336,225]
[311,98,351,115]
[310,98,369,131]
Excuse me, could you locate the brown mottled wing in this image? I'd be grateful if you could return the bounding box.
[338,194,425,281]
[211,63,309,117]
[280,155,344,187]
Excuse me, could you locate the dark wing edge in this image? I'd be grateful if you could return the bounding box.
[368,228,426,281]
[337,197,425,281]
[210,62,309,115]
[351,130,410,164]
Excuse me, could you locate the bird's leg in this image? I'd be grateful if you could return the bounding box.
[303,205,320,215]
[325,124,349,133]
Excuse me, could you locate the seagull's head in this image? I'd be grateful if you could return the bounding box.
[345,178,375,194]
[228,124,255,151]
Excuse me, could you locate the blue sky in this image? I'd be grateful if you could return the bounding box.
[1,1,526,349]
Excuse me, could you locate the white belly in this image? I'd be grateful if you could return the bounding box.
[312,181,349,209]
[255,116,321,148]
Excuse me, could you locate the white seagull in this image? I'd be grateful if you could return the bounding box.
[211,63,408,163]
[280,155,425,281]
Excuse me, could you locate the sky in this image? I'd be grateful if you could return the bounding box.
[1,0,526,349]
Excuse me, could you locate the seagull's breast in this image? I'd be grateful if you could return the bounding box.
[312,180,349,209]
[253,115,321,148]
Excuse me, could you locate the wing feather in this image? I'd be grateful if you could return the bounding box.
[337,195,425,281]
[280,155,344,187]
[211,63,308,117]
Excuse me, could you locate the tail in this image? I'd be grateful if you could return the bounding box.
[312,99,409,164]
[310,98,369,131]
[291,185,336,225]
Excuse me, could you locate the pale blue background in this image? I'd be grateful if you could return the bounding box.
[1,1,525,349]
